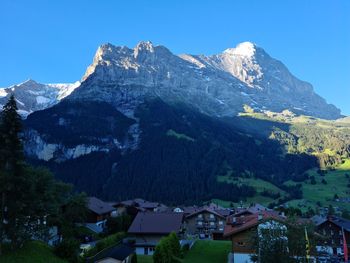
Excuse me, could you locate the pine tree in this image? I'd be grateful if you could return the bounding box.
[0,95,27,252]
[0,96,54,251]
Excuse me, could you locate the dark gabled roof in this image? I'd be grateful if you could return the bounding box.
[116,198,167,210]
[186,207,226,219]
[311,215,327,226]
[318,216,350,232]
[128,212,184,234]
[86,243,134,263]
[87,197,116,215]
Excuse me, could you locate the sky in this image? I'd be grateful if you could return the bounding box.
[0,0,349,115]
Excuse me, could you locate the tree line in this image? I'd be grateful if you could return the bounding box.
[0,95,87,259]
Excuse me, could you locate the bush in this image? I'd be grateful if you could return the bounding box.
[153,232,181,263]
[131,253,138,263]
[310,176,316,185]
[106,214,132,234]
[54,238,80,263]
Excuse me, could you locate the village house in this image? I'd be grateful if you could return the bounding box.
[113,198,168,217]
[127,212,184,255]
[312,215,350,256]
[224,210,286,263]
[86,243,135,263]
[86,197,117,233]
[184,207,227,240]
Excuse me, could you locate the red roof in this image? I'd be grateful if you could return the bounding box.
[223,211,285,237]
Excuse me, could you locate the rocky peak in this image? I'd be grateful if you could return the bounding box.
[223,41,257,57]
[74,40,341,120]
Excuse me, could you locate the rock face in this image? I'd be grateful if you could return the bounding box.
[68,41,340,120]
[0,79,80,117]
[21,40,341,163]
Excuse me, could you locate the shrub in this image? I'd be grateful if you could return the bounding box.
[54,238,80,263]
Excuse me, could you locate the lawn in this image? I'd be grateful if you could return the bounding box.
[137,240,231,263]
[182,240,231,263]
[0,241,67,263]
[138,255,154,263]
[285,160,350,211]
[215,175,287,207]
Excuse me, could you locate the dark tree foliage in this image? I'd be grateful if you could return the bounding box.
[25,99,319,204]
[0,96,86,254]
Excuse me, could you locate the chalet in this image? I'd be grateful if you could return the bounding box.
[86,243,134,263]
[86,197,117,233]
[312,215,350,256]
[184,207,227,240]
[224,211,286,263]
[128,212,184,255]
[114,198,168,217]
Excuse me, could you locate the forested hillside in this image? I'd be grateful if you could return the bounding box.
[27,99,319,204]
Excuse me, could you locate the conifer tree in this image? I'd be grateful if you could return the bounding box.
[0,95,28,252]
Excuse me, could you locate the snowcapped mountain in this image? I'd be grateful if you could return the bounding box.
[69,41,340,120]
[0,79,80,116]
[20,41,346,202]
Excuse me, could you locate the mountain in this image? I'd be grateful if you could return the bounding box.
[20,41,347,204]
[69,41,340,120]
[0,79,80,117]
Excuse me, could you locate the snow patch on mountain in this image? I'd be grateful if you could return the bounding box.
[0,80,80,117]
[224,41,256,57]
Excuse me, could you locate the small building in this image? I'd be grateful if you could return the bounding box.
[86,243,135,263]
[185,208,227,240]
[114,198,168,217]
[312,215,350,256]
[128,212,184,255]
[86,197,117,233]
[224,211,286,263]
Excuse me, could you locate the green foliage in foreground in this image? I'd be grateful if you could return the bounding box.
[153,232,181,263]
[0,241,67,263]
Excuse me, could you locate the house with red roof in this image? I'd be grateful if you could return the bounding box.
[223,210,286,263]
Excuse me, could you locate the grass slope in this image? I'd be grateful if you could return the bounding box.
[183,240,231,263]
[137,240,231,263]
[215,175,288,207]
[285,160,350,211]
[0,241,67,263]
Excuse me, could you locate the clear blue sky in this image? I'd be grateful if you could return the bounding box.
[1,0,349,115]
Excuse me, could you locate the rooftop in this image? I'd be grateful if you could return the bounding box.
[128,212,184,234]
[87,197,116,215]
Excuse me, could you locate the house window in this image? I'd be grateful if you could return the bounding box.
[209,214,214,219]
[331,230,334,235]
[339,230,342,235]
[323,229,326,235]
[198,221,203,225]
[341,239,343,245]
[237,241,245,246]
[210,222,215,226]
[219,221,223,225]
[198,214,203,218]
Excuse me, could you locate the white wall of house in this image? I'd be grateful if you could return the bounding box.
[234,253,253,263]
[135,246,155,255]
